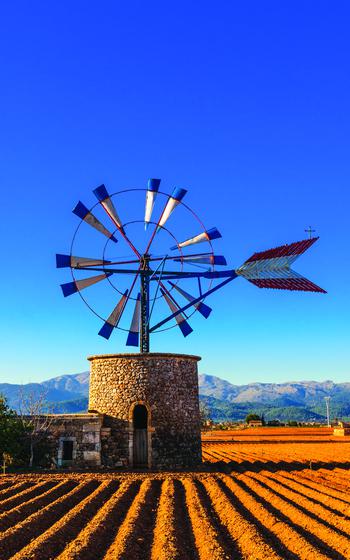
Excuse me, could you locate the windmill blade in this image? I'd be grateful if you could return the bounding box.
[170,227,222,250]
[72,201,118,243]
[144,178,161,230]
[157,187,187,231]
[168,282,212,318]
[93,184,125,233]
[236,237,326,293]
[56,254,111,269]
[98,290,129,339]
[60,272,112,297]
[173,254,227,266]
[126,293,141,346]
[160,288,193,337]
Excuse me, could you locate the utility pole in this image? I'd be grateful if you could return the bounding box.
[324,396,331,427]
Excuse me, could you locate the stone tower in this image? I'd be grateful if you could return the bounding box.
[88,352,202,469]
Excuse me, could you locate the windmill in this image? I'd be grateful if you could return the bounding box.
[56,179,326,352]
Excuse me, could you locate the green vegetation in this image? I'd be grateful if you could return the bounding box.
[245,413,261,423]
[199,396,327,423]
[0,395,28,469]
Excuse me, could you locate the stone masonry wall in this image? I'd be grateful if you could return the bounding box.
[46,414,103,468]
[88,353,202,468]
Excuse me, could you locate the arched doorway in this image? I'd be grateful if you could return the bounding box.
[133,404,148,467]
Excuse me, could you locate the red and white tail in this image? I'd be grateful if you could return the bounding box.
[236,237,326,293]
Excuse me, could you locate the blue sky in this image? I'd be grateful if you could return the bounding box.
[0,2,349,385]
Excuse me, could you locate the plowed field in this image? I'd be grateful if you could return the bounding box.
[2,437,350,559]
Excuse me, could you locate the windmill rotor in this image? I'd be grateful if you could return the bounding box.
[57,179,326,352]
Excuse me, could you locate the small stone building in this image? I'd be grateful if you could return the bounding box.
[248,419,263,427]
[47,414,103,467]
[333,422,350,436]
[46,352,202,469]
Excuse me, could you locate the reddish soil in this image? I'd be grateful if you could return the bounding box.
[1,432,350,559]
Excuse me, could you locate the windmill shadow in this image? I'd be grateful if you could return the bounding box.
[202,458,350,474]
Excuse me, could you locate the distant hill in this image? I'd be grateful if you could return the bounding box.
[42,372,89,397]
[199,374,350,406]
[0,381,84,410]
[1,371,349,422]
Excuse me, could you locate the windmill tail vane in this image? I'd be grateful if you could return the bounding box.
[235,237,326,293]
[56,178,326,352]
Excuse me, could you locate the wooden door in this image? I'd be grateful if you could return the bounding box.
[133,404,148,467]
[133,428,148,466]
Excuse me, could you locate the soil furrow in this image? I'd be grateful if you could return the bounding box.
[103,479,161,560]
[12,480,120,560]
[290,472,350,503]
[56,479,141,560]
[317,470,350,490]
[202,476,283,560]
[150,479,185,560]
[220,474,319,560]
[0,480,75,531]
[0,479,59,515]
[249,472,350,538]
[269,471,350,517]
[320,469,350,486]
[172,479,199,560]
[0,480,98,559]
[0,481,13,491]
[238,474,349,560]
[194,478,243,559]
[204,449,232,463]
[182,477,230,560]
[0,481,34,501]
[202,450,219,462]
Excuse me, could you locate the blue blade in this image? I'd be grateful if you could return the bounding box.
[98,322,114,340]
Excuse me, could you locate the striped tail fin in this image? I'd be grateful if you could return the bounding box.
[236,238,326,293]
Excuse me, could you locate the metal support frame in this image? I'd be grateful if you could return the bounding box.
[149,273,237,332]
[76,265,238,348]
[140,256,150,353]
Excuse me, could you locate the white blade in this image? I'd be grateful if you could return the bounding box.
[145,178,160,229]
[157,187,187,230]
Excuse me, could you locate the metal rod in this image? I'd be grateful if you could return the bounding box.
[140,255,150,353]
[76,266,237,279]
[105,252,214,267]
[149,274,237,332]
[148,256,167,325]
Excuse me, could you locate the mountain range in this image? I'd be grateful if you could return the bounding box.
[1,372,349,422]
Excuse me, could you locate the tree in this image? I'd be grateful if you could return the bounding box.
[0,395,27,468]
[18,389,54,468]
[199,401,212,429]
[246,413,261,423]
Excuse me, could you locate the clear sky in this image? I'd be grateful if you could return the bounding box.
[0,2,349,385]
